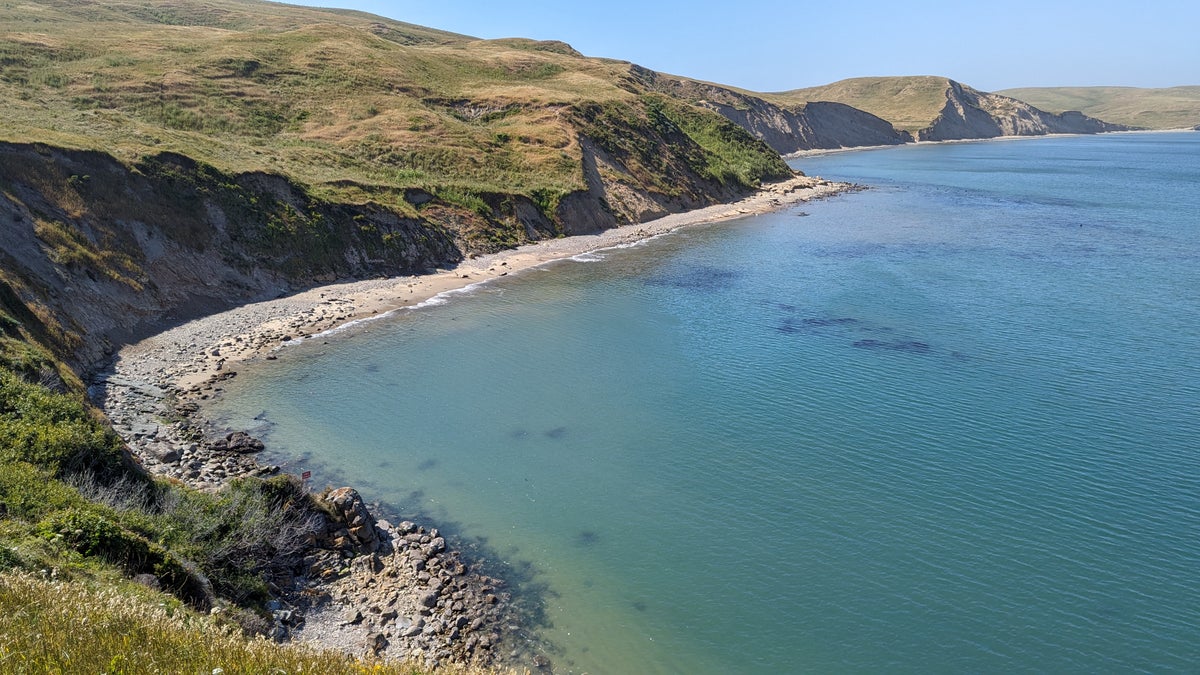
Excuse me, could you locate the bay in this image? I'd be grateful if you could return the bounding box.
[210,132,1200,673]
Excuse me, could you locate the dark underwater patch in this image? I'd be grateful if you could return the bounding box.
[852,339,932,354]
[776,314,860,335]
[645,265,744,292]
[804,317,859,327]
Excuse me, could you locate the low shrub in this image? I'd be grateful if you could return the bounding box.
[37,507,211,608]
[0,369,128,480]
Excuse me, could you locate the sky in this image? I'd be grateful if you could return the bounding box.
[285,0,1200,93]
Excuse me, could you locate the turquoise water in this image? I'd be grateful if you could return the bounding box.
[211,132,1200,673]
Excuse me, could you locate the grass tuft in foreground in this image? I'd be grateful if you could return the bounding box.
[0,571,473,674]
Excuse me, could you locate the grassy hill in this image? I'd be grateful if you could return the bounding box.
[0,0,788,212]
[996,86,1200,130]
[768,76,952,135]
[0,0,795,373]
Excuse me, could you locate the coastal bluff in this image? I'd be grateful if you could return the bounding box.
[771,76,1133,142]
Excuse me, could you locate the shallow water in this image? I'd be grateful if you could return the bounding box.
[211,132,1200,672]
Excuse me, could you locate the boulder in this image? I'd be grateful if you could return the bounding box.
[225,431,264,453]
[153,445,182,464]
[323,487,380,553]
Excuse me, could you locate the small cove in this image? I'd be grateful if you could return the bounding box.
[209,132,1200,672]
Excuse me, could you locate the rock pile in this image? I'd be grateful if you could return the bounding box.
[93,360,528,670]
[94,370,279,491]
[282,491,522,669]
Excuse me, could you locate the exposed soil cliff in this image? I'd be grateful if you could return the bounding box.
[0,143,457,373]
[919,80,1131,141]
[629,66,911,153]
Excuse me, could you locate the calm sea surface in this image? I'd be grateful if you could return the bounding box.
[210,132,1200,673]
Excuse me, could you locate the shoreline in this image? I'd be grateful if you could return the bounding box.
[97,174,850,417]
[786,128,1194,159]
[91,174,854,666]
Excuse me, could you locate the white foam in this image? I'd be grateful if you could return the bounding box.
[278,279,494,347]
[570,252,607,263]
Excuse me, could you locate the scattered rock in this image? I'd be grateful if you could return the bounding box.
[133,573,160,590]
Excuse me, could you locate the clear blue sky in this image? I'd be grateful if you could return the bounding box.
[285,0,1199,92]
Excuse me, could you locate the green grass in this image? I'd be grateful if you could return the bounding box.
[0,1,605,199]
[997,86,1200,130]
[0,0,787,213]
[649,96,791,186]
[0,368,294,596]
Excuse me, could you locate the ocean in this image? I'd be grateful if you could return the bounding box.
[209,132,1200,673]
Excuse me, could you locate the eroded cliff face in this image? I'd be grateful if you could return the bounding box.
[627,66,911,154]
[707,99,913,153]
[0,143,474,372]
[637,70,1131,152]
[919,81,1131,141]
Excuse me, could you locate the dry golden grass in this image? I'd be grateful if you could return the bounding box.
[0,571,512,674]
[768,76,955,134]
[997,86,1200,130]
[0,0,651,202]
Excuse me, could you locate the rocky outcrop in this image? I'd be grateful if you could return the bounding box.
[322,487,383,554]
[287,516,522,669]
[706,99,912,153]
[918,80,1131,141]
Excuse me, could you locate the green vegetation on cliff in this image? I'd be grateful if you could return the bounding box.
[0,361,468,670]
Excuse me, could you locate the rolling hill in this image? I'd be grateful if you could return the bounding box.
[997,86,1200,130]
